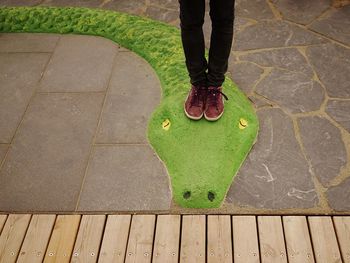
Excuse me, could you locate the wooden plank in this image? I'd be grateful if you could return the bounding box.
[125,215,156,263]
[17,214,56,263]
[207,215,232,263]
[152,215,181,263]
[282,216,315,263]
[333,216,350,263]
[308,216,342,263]
[98,215,131,263]
[232,216,260,263]
[0,214,31,263]
[258,216,287,263]
[71,215,105,263]
[43,215,81,263]
[180,215,206,263]
[0,215,7,234]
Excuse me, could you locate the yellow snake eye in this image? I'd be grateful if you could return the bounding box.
[162,119,171,131]
[239,118,248,129]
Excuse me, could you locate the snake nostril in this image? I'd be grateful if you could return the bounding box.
[183,191,191,199]
[208,191,215,202]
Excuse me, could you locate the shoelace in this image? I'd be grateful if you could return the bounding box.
[190,86,207,107]
[207,87,228,108]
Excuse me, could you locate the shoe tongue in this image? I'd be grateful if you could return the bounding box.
[208,86,220,91]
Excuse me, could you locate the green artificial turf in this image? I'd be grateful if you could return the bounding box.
[0,6,259,208]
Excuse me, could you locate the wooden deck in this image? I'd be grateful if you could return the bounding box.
[0,214,349,263]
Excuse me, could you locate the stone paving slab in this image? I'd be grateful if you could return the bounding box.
[150,0,178,10]
[226,108,319,209]
[102,0,146,14]
[0,53,50,143]
[0,0,41,6]
[144,5,179,23]
[326,177,350,212]
[271,0,330,25]
[39,34,117,92]
[0,93,104,211]
[228,61,264,94]
[306,43,350,98]
[40,0,103,8]
[239,48,314,78]
[232,20,328,51]
[235,0,275,20]
[326,99,350,133]
[77,145,171,211]
[298,115,347,186]
[255,68,325,114]
[96,51,161,144]
[0,144,8,164]
[0,33,60,52]
[310,5,350,46]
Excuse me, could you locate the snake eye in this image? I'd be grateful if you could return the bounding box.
[162,119,171,130]
[239,118,248,129]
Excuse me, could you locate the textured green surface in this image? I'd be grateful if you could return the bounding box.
[0,6,259,208]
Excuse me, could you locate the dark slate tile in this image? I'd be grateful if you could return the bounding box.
[145,5,179,23]
[102,0,146,14]
[306,43,350,98]
[0,53,50,143]
[228,61,264,94]
[233,16,255,33]
[203,12,211,49]
[77,145,171,211]
[326,177,350,211]
[0,0,41,6]
[239,48,314,77]
[272,0,330,25]
[0,93,104,211]
[326,99,350,133]
[248,94,274,109]
[149,0,179,10]
[298,115,347,185]
[40,0,103,7]
[232,20,327,51]
[310,5,350,45]
[255,68,325,113]
[226,108,318,209]
[39,35,117,92]
[235,0,275,20]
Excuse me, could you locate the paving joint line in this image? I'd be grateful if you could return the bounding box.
[286,19,350,49]
[74,48,119,212]
[0,38,58,174]
[305,6,334,27]
[232,43,330,54]
[265,0,283,20]
[291,115,332,211]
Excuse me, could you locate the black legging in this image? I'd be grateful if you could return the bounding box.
[179,0,235,87]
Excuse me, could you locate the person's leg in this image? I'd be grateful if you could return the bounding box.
[207,0,235,87]
[179,0,207,87]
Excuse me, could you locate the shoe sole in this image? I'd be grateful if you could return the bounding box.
[204,109,224,121]
[183,103,203,120]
